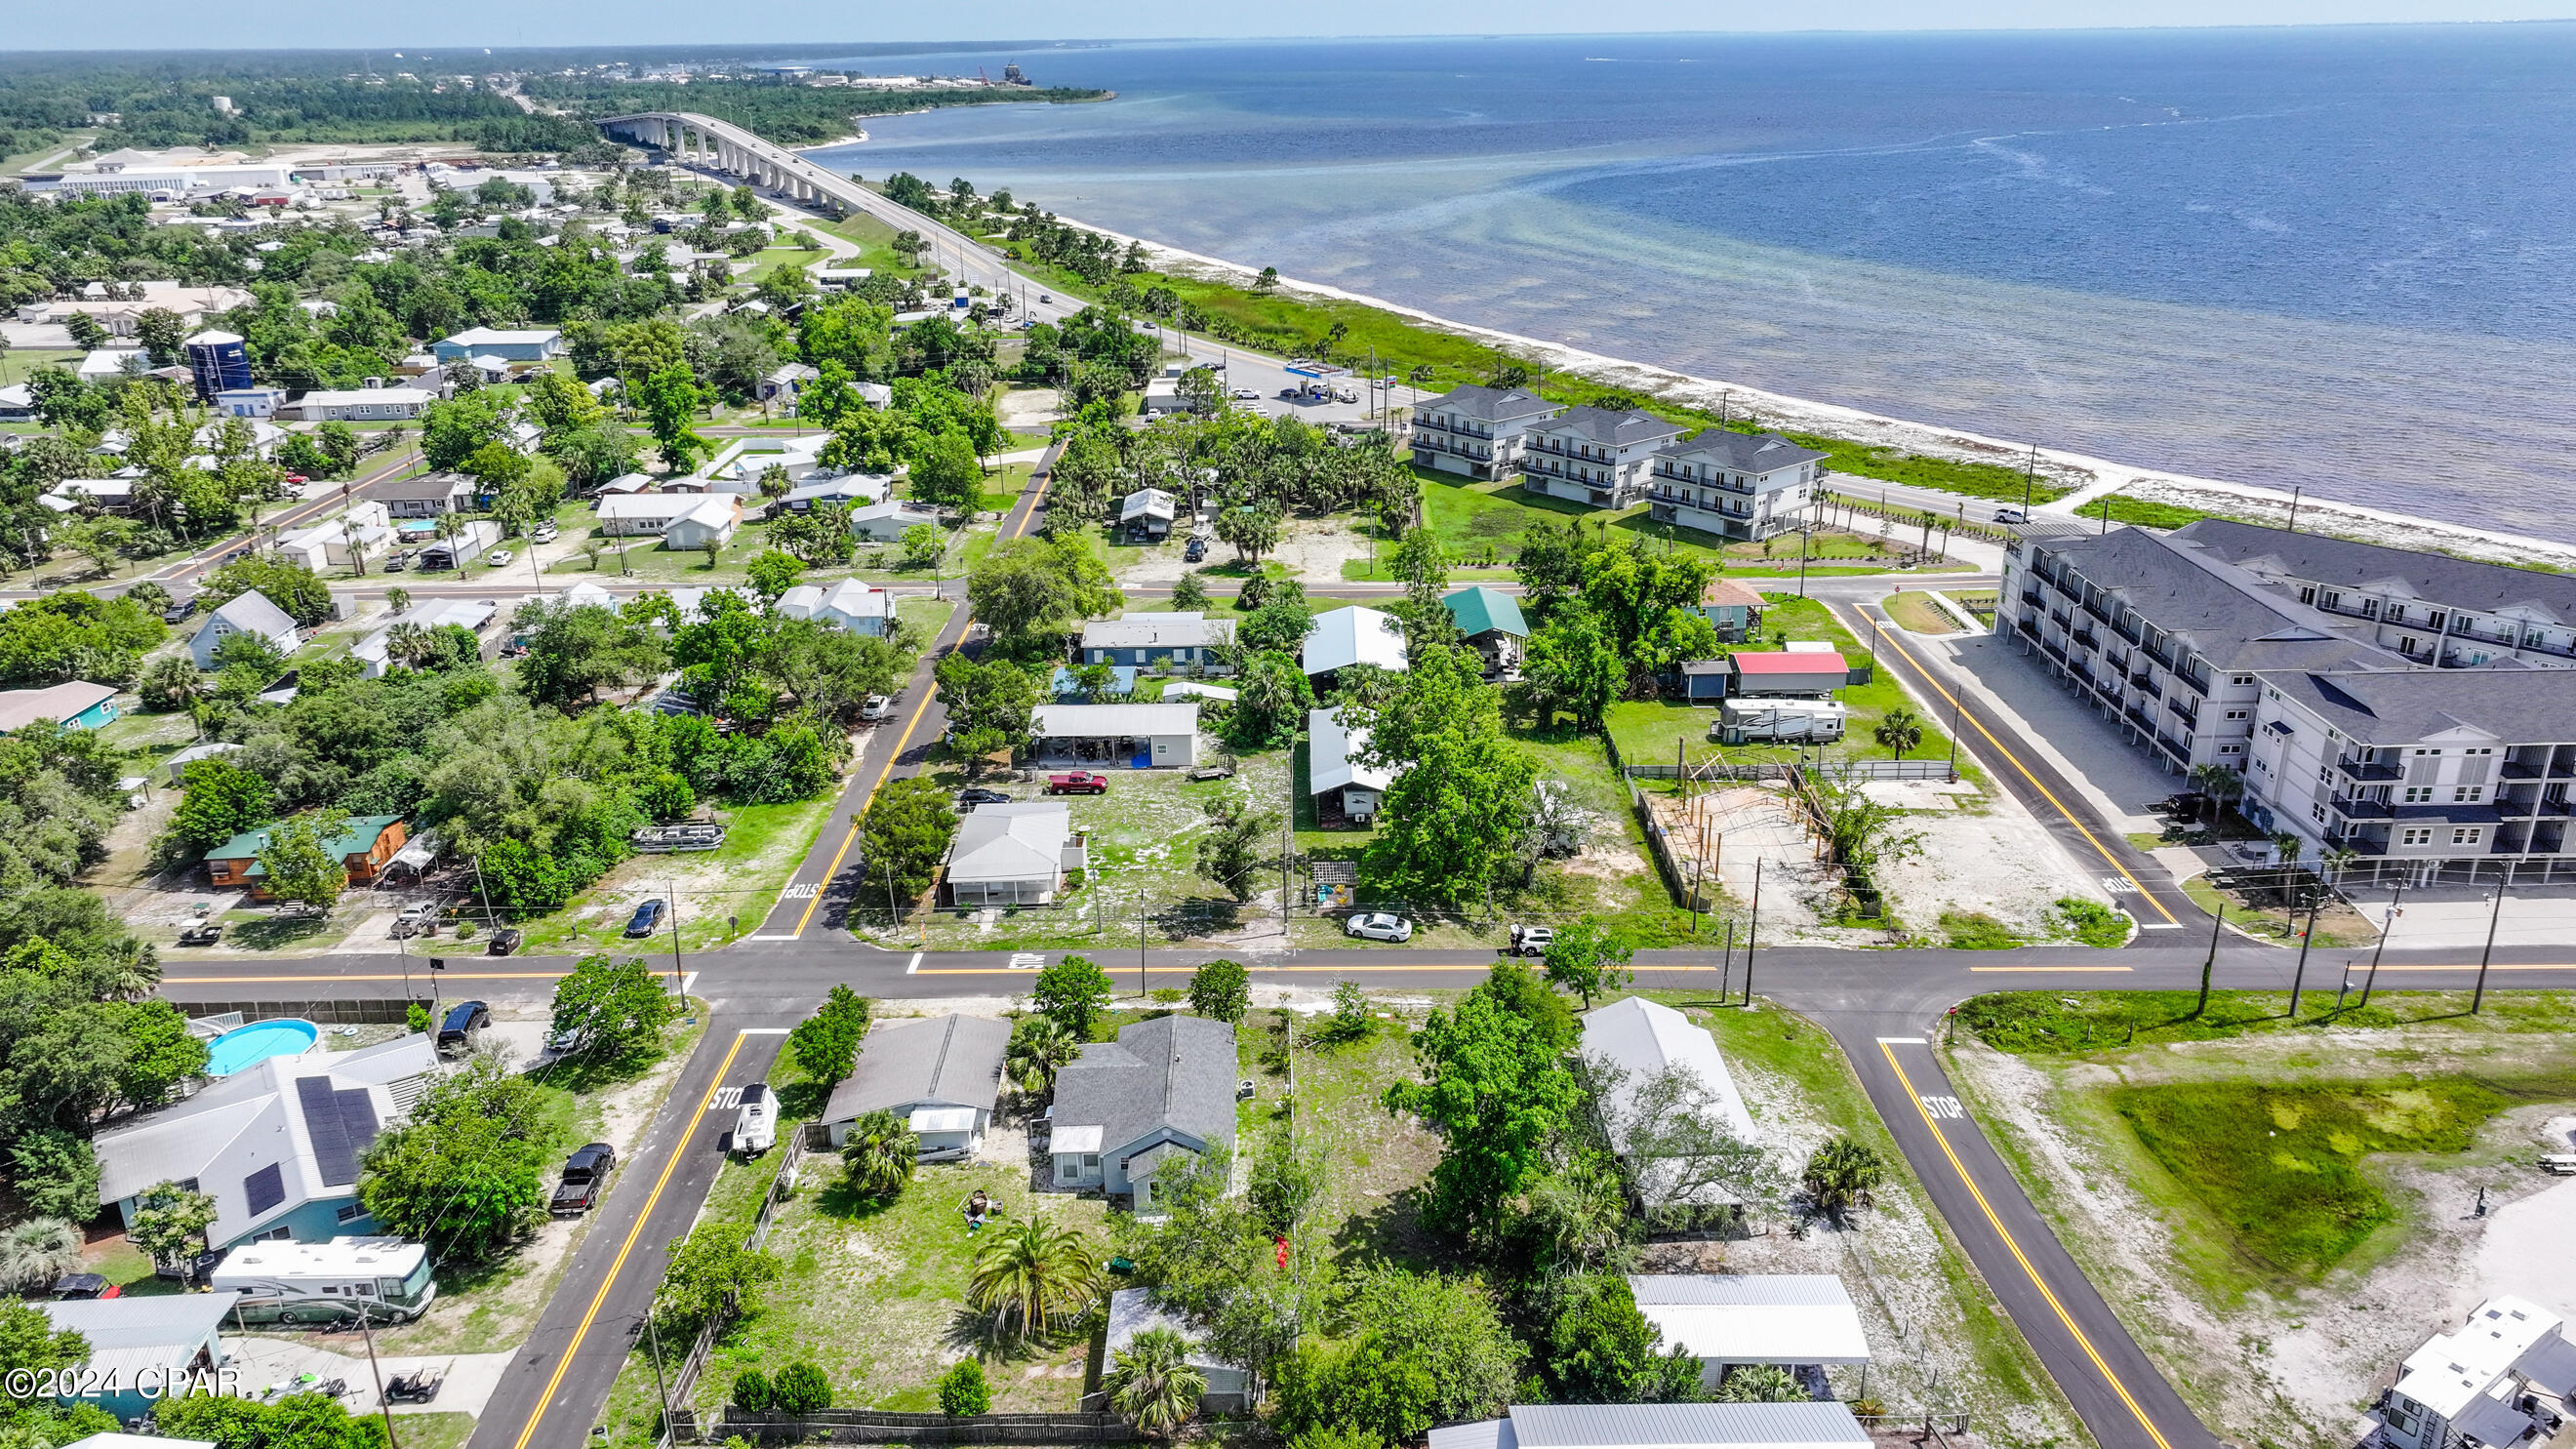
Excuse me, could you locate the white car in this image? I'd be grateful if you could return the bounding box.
[1334,386,1359,403]
[1230,386,1261,401]
[530,523,559,543]
[1345,912,1414,944]
[859,694,892,722]
[485,548,514,567]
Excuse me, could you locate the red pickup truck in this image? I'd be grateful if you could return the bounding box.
[1045,772,1110,795]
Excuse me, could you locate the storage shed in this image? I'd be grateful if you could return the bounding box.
[1031,703,1200,768]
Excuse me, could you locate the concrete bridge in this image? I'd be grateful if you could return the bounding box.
[595,110,866,210]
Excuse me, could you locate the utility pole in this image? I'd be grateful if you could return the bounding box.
[360,1310,400,1449]
[2193,902,2224,1018]
[1742,858,1762,1008]
[2473,879,2506,1014]
[2021,444,2037,514]
[1946,689,1964,783]
[2359,882,2402,1009]
[2285,486,2303,534]
[666,881,685,996]
[2288,900,2319,1019]
[644,1308,674,1438]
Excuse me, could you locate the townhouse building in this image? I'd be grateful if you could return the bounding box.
[2170,519,2576,670]
[1998,526,2397,777]
[2245,667,2576,887]
[1407,385,1561,481]
[1518,407,1684,509]
[1645,430,1828,542]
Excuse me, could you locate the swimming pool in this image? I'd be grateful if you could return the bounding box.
[205,1019,319,1076]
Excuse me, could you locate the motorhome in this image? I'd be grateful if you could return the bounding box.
[209,1236,435,1326]
[734,1082,777,1156]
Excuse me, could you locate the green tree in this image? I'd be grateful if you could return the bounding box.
[257,808,351,910]
[859,775,959,904]
[839,1109,918,1199]
[772,1361,833,1415]
[788,985,871,1087]
[1194,796,1272,902]
[1392,525,1448,616]
[1872,706,1923,759]
[1538,1274,1704,1403]
[1543,914,1634,1010]
[359,1056,554,1261]
[1255,266,1279,293]
[162,757,274,859]
[732,1369,774,1412]
[658,1221,784,1330]
[1384,986,1581,1247]
[548,953,677,1065]
[1187,960,1251,1026]
[1800,1136,1886,1226]
[127,1180,219,1270]
[199,552,333,626]
[1521,602,1622,730]
[7,1130,99,1223]
[1215,501,1282,564]
[54,515,135,578]
[900,522,946,571]
[967,536,1119,647]
[934,653,1037,769]
[967,1212,1101,1340]
[639,364,709,471]
[909,428,985,512]
[1228,652,1312,750]
[135,306,188,364]
[745,548,806,602]
[0,1218,77,1295]
[938,1359,991,1417]
[1005,1016,1080,1097]
[64,312,108,351]
[1169,572,1209,612]
[1031,955,1114,1040]
[1106,1325,1208,1438]
[1351,644,1538,907]
[1238,596,1314,656]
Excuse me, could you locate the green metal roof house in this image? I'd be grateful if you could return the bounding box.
[204,815,408,898]
[1444,585,1530,674]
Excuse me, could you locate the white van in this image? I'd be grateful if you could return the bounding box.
[210,1236,436,1326]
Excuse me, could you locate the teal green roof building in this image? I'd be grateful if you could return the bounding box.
[204,815,405,876]
[1442,585,1528,640]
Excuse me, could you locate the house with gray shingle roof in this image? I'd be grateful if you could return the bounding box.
[820,1014,1010,1159]
[1046,1015,1237,1211]
[189,589,301,669]
[1520,406,1686,508]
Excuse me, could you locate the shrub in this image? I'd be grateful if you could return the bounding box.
[772,1361,832,1415]
[2053,897,2131,948]
[407,1002,431,1034]
[938,1359,991,1417]
[731,1369,774,1412]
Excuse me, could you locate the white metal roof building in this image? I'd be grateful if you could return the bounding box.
[1628,1275,1872,1380]
[1431,1403,1871,1449]
[1031,702,1201,769]
[944,802,1086,906]
[1303,605,1405,678]
[778,578,895,636]
[1308,705,1393,823]
[38,1296,232,1420]
[2384,1296,2576,1449]
[1581,996,1760,1214]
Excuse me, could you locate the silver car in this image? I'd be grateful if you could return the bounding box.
[1344,912,1414,944]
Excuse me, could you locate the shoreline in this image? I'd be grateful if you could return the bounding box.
[1028,214,2576,571]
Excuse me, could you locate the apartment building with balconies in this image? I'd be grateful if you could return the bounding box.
[1518,407,1685,509]
[1407,384,1561,481]
[1998,526,2398,776]
[1645,430,1828,542]
[2246,666,2576,887]
[2171,520,2576,670]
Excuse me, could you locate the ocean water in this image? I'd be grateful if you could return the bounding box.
[804,28,2576,541]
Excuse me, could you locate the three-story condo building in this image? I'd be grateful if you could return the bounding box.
[1407,384,1561,481]
[1519,406,1686,509]
[1646,430,1828,542]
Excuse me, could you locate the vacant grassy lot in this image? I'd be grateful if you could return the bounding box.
[519,798,837,955]
[1960,988,2576,1055]
[1879,588,1962,636]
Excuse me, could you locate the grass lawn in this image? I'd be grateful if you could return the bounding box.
[2179,873,2378,947]
[817,211,926,275]
[1879,588,1962,635]
[1957,987,2576,1055]
[896,596,956,642]
[516,799,838,956]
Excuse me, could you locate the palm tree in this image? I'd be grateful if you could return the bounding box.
[139,653,203,713]
[758,463,792,502]
[1716,1364,1804,1403]
[1872,707,1923,759]
[839,1110,917,1199]
[1104,1326,1207,1439]
[967,1213,1100,1340]
[1801,1136,1885,1227]
[2273,830,2304,867]
[0,1219,83,1294]
[384,586,413,616]
[2320,845,2359,889]
[1005,1018,1079,1098]
[384,622,436,671]
[2190,763,2245,825]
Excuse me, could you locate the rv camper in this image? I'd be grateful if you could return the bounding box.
[733,1081,777,1156]
[1714,698,1848,745]
[209,1236,436,1326]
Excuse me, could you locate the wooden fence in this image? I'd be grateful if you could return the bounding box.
[173,998,423,1025]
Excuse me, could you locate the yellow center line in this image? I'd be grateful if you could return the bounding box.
[1843,604,2178,926]
[787,459,1054,939]
[509,1029,750,1449]
[1879,1041,2175,1449]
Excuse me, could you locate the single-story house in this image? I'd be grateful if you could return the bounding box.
[205,814,408,897]
[1050,664,1138,703]
[697,435,837,495]
[95,1034,436,1253]
[943,802,1087,906]
[1429,1402,1871,1449]
[1048,1015,1238,1211]
[0,383,36,422]
[430,326,563,363]
[848,498,944,542]
[77,347,147,382]
[1303,605,1405,683]
[596,493,711,538]
[215,386,288,419]
[1697,579,1768,640]
[1443,585,1529,673]
[280,388,432,423]
[1031,702,1201,769]
[190,590,302,669]
[760,361,819,402]
[42,478,138,514]
[353,598,500,676]
[1627,1275,1871,1388]
[777,578,894,635]
[0,681,120,733]
[1308,706,1392,825]
[664,496,744,550]
[595,471,658,496]
[1729,650,1849,699]
[1079,611,1237,670]
[274,515,393,573]
[781,474,892,512]
[819,1014,1011,1159]
[411,520,502,572]
[1119,488,1178,542]
[1104,1289,1251,1412]
[364,470,477,518]
[161,740,242,785]
[1581,996,1760,1219]
[37,1296,231,1423]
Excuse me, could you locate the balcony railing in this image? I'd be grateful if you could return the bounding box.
[2021,589,2043,607]
[2338,752,2403,782]
[2124,704,2157,734]
[2167,700,2198,728]
[2017,618,2042,640]
[2129,671,2162,698]
[2072,629,2098,651]
[2330,795,2395,820]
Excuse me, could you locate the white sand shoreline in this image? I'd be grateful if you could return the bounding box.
[1002,209,2576,571]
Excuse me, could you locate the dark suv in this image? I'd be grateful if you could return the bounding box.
[436,1000,491,1055]
[550,1143,617,1216]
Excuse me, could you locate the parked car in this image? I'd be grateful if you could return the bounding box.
[530,523,558,543]
[1045,772,1109,795]
[1334,386,1358,403]
[957,787,1012,809]
[1992,507,2028,524]
[485,548,513,568]
[436,1001,491,1055]
[1037,293,1054,304]
[1183,536,1208,562]
[383,1365,446,1404]
[1504,923,1554,957]
[1345,912,1414,944]
[624,899,665,937]
[1278,386,1302,400]
[732,1082,777,1156]
[487,927,523,956]
[549,1143,617,1216]
[47,1273,114,1301]
[1230,386,1260,401]
[390,903,439,940]
[382,550,409,572]
[859,694,892,722]
[176,921,222,947]
[161,597,198,624]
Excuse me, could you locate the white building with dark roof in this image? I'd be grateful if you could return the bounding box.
[1409,384,1562,480]
[1519,406,1686,508]
[1647,431,1828,543]
[819,1014,1010,1158]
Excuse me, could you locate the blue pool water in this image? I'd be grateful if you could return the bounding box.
[205,1019,319,1076]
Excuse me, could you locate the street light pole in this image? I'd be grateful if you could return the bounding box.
[1742,858,1762,1008]
[2473,880,2506,1014]
[2359,881,2402,1009]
